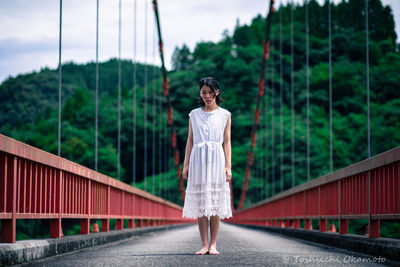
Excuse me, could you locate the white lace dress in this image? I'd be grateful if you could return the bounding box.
[182,106,233,219]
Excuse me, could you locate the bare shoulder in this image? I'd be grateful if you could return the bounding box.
[218,107,231,116]
[188,108,201,118]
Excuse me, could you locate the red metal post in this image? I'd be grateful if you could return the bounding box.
[293,219,300,229]
[304,219,312,230]
[80,180,90,234]
[128,219,135,228]
[319,219,327,232]
[50,169,63,238]
[367,170,380,237]
[116,191,124,230]
[369,220,380,238]
[339,219,348,234]
[116,219,123,230]
[1,156,17,243]
[102,185,110,232]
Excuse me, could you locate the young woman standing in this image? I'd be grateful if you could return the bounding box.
[182,77,232,255]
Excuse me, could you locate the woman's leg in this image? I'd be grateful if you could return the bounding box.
[195,216,209,254]
[209,215,220,255]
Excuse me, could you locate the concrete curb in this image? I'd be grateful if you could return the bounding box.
[230,223,400,262]
[0,223,194,266]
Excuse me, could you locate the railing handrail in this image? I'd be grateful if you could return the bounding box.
[235,145,400,213]
[0,133,181,210]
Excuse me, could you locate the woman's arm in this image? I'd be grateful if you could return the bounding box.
[182,118,193,180]
[223,114,232,182]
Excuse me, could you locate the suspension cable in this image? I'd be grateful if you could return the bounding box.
[279,1,284,192]
[256,115,260,201]
[237,0,275,210]
[264,64,269,198]
[164,111,168,199]
[152,21,156,195]
[271,21,275,195]
[144,0,148,191]
[366,0,370,158]
[306,0,310,181]
[159,78,162,196]
[254,117,259,202]
[133,0,137,185]
[95,0,99,171]
[259,95,264,200]
[291,0,295,187]
[58,0,62,157]
[328,0,333,173]
[117,0,122,180]
[152,0,185,203]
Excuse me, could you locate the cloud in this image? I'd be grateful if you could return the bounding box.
[0,0,398,84]
[0,37,57,58]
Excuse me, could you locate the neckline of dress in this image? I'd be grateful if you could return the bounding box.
[201,106,220,114]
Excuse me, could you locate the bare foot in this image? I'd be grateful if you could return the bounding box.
[208,245,219,255]
[195,247,209,255]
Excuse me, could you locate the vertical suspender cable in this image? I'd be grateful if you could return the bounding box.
[260,125,263,200]
[279,2,284,192]
[94,2,100,229]
[260,96,264,199]
[252,163,255,202]
[261,113,264,200]
[259,101,263,200]
[366,0,370,158]
[271,25,275,196]
[152,22,156,195]
[133,0,137,185]
[258,105,261,201]
[252,152,255,202]
[328,0,333,173]
[253,132,256,202]
[255,124,258,202]
[165,112,168,199]
[95,0,99,171]
[328,0,334,229]
[306,0,310,181]
[58,0,62,157]
[117,0,122,180]
[144,0,148,191]
[237,0,274,210]
[264,66,269,198]
[159,80,162,196]
[290,0,295,188]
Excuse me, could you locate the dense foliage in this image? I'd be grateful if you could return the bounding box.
[0,0,399,239]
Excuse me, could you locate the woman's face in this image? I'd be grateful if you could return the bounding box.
[200,86,219,106]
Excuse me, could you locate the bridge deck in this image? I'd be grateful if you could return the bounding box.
[27,223,389,266]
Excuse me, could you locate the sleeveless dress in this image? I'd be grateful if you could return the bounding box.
[182,106,233,219]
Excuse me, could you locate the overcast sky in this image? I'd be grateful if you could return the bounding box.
[0,0,398,83]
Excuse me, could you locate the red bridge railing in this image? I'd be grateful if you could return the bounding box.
[0,134,189,243]
[228,146,400,238]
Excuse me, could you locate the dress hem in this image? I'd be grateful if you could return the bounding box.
[182,212,233,220]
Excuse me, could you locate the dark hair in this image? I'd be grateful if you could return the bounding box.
[197,77,224,106]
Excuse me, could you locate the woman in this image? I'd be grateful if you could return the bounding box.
[182,77,232,255]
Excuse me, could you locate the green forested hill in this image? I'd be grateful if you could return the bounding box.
[1,0,399,228]
[168,0,400,205]
[0,59,157,129]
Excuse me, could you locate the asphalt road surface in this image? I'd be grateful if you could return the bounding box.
[25,222,395,266]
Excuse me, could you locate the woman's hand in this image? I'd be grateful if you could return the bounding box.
[182,164,189,180]
[225,167,232,182]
